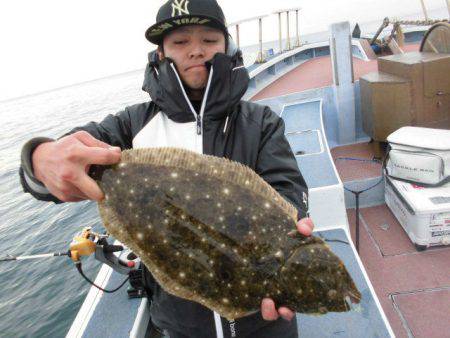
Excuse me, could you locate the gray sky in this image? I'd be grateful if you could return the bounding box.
[0,0,447,101]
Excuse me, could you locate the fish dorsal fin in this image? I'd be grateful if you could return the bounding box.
[121,147,298,220]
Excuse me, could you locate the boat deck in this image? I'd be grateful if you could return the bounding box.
[252,44,420,101]
[333,143,450,338]
[254,43,450,338]
[282,100,339,189]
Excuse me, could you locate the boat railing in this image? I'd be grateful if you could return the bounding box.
[227,7,302,64]
[228,2,449,67]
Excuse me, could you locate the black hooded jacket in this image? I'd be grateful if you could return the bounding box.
[19,50,308,337]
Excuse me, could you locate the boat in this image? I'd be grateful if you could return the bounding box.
[62,5,450,338]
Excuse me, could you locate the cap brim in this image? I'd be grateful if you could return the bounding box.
[145,14,227,45]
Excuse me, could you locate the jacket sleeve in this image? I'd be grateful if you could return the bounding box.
[19,107,135,203]
[255,107,309,220]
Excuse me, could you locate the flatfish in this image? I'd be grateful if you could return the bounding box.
[95,147,361,320]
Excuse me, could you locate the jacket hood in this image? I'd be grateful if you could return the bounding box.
[142,50,249,123]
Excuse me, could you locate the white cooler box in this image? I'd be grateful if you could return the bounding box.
[385,176,450,250]
[386,127,450,186]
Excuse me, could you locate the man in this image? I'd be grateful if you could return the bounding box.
[19,0,313,337]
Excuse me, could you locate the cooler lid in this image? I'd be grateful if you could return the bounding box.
[387,176,450,214]
[387,126,450,150]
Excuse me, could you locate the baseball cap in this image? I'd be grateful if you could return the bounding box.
[145,0,228,45]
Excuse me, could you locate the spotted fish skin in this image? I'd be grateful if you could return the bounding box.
[96,148,361,320]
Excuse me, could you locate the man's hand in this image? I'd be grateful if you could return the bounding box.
[261,217,314,321]
[32,131,121,202]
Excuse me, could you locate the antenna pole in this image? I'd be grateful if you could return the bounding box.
[419,0,429,20]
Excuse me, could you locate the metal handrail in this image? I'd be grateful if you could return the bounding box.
[227,8,302,63]
[273,8,302,51]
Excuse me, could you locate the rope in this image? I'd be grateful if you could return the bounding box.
[391,18,449,26]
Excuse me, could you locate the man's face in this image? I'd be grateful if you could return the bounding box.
[159,25,226,90]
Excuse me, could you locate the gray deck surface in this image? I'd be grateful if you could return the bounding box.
[281,101,339,189]
[81,269,142,338]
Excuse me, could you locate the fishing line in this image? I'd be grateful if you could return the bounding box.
[75,262,130,293]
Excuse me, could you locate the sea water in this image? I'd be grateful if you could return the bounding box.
[0,71,148,337]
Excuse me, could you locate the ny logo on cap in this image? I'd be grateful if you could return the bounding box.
[172,0,190,17]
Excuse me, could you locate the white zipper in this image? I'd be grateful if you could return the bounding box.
[169,63,214,135]
[199,66,214,135]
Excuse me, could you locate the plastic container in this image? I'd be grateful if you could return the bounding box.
[386,126,450,186]
[385,176,450,251]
